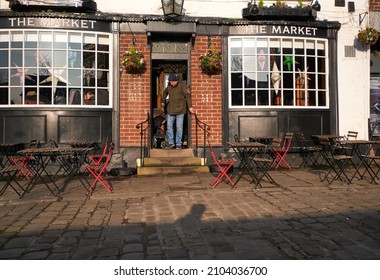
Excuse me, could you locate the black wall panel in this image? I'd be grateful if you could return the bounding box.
[0,110,112,145]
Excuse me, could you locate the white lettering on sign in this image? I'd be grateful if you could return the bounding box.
[235,25,320,37]
[8,18,97,30]
[271,25,317,36]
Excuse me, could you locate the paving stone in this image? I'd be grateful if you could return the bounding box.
[124,234,142,244]
[83,230,102,239]
[20,251,49,259]
[120,252,145,260]
[62,231,82,237]
[345,245,377,259]
[0,248,25,259]
[71,246,97,260]
[96,247,120,258]
[51,245,73,253]
[28,243,53,252]
[122,243,144,253]
[47,253,70,260]
[78,238,98,246]
[164,246,188,258]
[3,237,34,249]
[147,246,162,255]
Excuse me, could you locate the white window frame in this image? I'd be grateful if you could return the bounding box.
[0,29,113,108]
[228,36,329,109]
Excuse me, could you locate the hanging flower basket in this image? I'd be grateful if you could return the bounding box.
[199,43,222,74]
[357,27,379,46]
[122,44,146,73]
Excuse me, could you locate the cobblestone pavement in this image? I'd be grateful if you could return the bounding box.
[0,168,379,260]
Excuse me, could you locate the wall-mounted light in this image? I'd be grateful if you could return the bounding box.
[311,0,321,12]
[161,0,184,18]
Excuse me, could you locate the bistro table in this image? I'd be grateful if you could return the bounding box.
[17,146,94,196]
[227,141,274,187]
[312,135,343,140]
[249,136,274,145]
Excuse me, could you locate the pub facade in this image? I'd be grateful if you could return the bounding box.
[0,0,375,167]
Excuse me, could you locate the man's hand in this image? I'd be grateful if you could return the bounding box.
[189,107,196,114]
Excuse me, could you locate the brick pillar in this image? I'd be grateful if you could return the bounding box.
[119,34,150,147]
[190,35,223,146]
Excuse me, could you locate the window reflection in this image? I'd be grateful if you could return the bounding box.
[0,30,111,107]
[229,37,328,108]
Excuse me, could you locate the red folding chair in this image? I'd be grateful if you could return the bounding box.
[208,139,236,188]
[9,139,40,180]
[84,142,114,195]
[270,132,293,169]
[87,138,111,176]
[87,138,110,165]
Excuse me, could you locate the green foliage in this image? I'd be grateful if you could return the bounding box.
[122,44,146,73]
[298,0,303,8]
[199,43,222,73]
[357,27,379,46]
[258,0,264,8]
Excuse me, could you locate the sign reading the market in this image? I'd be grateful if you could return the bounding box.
[231,24,327,38]
[1,17,110,32]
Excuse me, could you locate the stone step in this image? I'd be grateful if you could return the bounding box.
[137,165,210,175]
[150,148,194,158]
[144,157,203,167]
[137,148,209,175]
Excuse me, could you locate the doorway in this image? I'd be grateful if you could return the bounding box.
[151,60,189,149]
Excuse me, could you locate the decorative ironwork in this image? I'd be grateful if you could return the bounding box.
[152,41,188,54]
[136,112,150,166]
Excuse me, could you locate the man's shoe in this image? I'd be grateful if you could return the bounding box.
[176,146,182,149]
[165,144,175,149]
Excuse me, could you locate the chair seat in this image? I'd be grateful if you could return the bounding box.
[250,157,272,163]
[0,165,23,173]
[304,146,322,152]
[364,155,380,160]
[330,155,353,160]
[216,158,237,165]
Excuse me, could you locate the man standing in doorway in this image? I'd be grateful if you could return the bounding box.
[162,73,195,149]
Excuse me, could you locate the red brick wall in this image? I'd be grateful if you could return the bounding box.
[119,34,150,147]
[190,36,223,146]
[119,34,224,147]
[370,0,380,12]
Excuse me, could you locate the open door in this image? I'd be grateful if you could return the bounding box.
[151,60,189,149]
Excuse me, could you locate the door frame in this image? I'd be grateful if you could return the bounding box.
[150,60,190,149]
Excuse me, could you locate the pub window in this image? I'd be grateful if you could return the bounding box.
[229,37,328,108]
[0,30,111,107]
